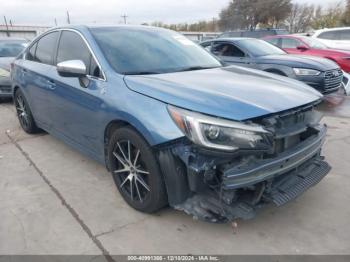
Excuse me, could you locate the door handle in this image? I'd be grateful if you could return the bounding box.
[46,79,56,90]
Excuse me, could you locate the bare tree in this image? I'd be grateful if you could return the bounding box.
[312,2,344,29]
[286,3,315,33]
[342,0,350,25]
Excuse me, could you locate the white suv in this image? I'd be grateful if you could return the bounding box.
[312,27,350,50]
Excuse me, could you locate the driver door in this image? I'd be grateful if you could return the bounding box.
[47,30,106,154]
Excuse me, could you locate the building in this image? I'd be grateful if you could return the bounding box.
[0,25,50,40]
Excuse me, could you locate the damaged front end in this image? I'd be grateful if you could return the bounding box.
[158,101,331,223]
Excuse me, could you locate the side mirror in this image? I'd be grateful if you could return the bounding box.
[57,60,86,77]
[296,45,308,51]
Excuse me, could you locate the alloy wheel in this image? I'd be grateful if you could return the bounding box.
[15,93,30,129]
[112,140,151,203]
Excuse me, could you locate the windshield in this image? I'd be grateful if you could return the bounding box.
[300,37,327,49]
[0,40,27,57]
[237,39,286,56]
[90,27,221,75]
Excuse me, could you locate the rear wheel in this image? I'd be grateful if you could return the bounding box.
[107,126,167,213]
[14,89,39,134]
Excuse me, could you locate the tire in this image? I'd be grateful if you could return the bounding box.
[14,89,40,134]
[107,126,168,213]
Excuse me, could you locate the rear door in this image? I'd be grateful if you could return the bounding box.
[21,31,59,129]
[48,30,106,153]
[211,41,251,66]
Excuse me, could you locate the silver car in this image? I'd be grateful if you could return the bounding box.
[0,38,28,100]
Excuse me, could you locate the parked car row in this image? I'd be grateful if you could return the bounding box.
[8,25,333,223]
[201,38,343,94]
[0,38,28,100]
[216,27,350,94]
[264,35,350,73]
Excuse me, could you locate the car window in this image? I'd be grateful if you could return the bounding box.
[212,43,245,57]
[26,42,37,61]
[318,31,338,40]
[200,42,212,51]
[90,27,221,75]
[0,41,27,57]
[236,39,286,56]
[57,30,102,78]
[35,31,59,65]
[340,30,350,40]
[265,38,279,47]
[281,38,301,48]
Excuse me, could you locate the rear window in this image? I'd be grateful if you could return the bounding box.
[0,41,27,57]
[318,31,339,40]
[340,30,350,40]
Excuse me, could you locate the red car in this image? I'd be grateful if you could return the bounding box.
[264,35,350,73]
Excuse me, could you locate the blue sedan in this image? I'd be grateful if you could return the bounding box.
[12,25,330,223]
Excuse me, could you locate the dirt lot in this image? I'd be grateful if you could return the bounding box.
[0,94,350,256]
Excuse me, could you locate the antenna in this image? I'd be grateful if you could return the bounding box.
[121,14,128,24]
[66,11,71,24]
[3,16,10,37]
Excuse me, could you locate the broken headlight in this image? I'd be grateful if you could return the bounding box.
[168,105,273,151]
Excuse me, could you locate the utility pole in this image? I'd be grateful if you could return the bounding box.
[121,14,128,24]
[66,11,71,24]
[3,16,10,37]
[54,18,58,26]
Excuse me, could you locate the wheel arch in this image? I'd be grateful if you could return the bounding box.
[103,118,157,170]
[264,68,287,76]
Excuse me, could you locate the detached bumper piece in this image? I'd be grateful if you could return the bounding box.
[268,160,330,206]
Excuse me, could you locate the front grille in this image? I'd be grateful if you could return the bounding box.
[324,69,343,90]
[0,86,11,93]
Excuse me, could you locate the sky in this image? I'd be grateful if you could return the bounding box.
[1,0,343,26]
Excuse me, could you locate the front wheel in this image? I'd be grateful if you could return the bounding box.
[107,126,168,213]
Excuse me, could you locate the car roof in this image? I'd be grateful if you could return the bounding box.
[206,37,256,42]
[314,27,350,33]
[50,24,171,32]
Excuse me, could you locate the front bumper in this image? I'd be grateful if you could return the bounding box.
[297,69,343,94]
[223,125,327,189]
[161,124,330,223]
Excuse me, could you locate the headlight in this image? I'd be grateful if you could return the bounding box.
[168,105,273,151]
[0,68,10,77]
[293,68,321,76]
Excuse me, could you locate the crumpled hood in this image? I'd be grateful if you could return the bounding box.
[124,66,322,121]
[0,57,15,71]
[258,54,339,71]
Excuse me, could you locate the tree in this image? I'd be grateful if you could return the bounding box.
[218,0,292,31]
[312,2,344,29]
[286,3,315,33]
[342,0,350,25]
